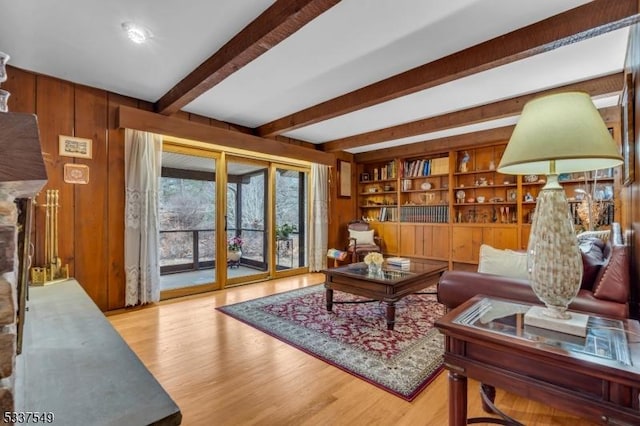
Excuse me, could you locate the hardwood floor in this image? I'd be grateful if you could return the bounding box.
[108,273,596,426]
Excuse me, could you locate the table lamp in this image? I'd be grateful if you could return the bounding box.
[498,91,622,336]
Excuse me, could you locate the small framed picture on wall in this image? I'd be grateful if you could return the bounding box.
[338,160,352,198]
[59,135,93,159]
[64,163,90,184]
[621,73,635,186]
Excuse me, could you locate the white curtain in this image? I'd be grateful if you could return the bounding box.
[124,129,162,306]
[309,163,329,271]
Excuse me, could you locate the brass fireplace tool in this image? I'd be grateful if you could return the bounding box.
[30,189,69,285]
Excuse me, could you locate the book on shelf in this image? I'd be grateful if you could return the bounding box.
[378,206,398,222]
[402,156,449,178]
[431,157,449,175]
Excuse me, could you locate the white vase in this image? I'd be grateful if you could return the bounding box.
[0,51,9,83]
[367,263,383,277]
[228,249,242,262]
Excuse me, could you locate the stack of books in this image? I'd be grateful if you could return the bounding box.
[386,257,411,269]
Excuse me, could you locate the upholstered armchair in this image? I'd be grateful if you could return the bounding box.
[346,221,382,263]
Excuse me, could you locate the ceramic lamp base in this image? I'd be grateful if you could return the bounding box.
[524,305,589,337]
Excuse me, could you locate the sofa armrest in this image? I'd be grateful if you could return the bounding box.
[437,271,539,309]
[437,270,629,319]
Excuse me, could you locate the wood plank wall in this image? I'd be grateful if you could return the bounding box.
[3,65,355,311]
[624,21,640,317]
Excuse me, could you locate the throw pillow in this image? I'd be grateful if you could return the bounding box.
[592,244,629,303]
[477,244,528,279]
[578,237,606,291]
[348,229,375,246]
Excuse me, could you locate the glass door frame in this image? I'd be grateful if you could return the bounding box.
[223,155,271,287]
[160,143,222,300]
[159,137,313,294]
[270,162,311,279]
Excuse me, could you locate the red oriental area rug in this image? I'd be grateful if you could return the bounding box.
[217,285,445,401]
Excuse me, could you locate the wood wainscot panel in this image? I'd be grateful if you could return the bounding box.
[106,93,138,310]
[483,226,519,250]
[370,222,398,255]
[424,224,450,260]
[451,226,483,264]
[399,224,416,257]
[35,76,75,274]
[3,66,36,114]
[73,85,109,310]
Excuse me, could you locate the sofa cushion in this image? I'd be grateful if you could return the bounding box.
[478,244,528,279]
[592,244,629,303]
[579,237,606,291]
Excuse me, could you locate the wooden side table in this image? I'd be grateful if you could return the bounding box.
[435,295,640,426]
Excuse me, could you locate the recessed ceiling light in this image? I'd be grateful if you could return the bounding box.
[121,22,152,44]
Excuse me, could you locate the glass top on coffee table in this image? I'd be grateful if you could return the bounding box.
[333,260,447,282]
[453,297,632,367]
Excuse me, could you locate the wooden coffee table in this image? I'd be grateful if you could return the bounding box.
[322,260,448,330]
[436,295,640,425]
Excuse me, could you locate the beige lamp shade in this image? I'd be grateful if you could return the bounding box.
[498,92,623,175]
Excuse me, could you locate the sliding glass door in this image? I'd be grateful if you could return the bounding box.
[158,143,311,295]
[273,165,308,276]
[225,157,270,285]
[158,148,218,296]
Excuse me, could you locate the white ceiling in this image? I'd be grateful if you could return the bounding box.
[0,0,630,154]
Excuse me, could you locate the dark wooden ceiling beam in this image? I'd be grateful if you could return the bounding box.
[354,126,517,164]
[257,0,639,137]
[155,0,341,115]
[117,106,335,166]
[321,72,624,152]
[353,105,620,163]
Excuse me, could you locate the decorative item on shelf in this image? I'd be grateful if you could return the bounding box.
[0,51,9,83]
[574,169,610,233]
[459,151,470,172]
[456,190,465,203]
[524,192,535,202]
[498,91,623,337]
[421,193,435,204]
[523,174,538,183]
[30,189,70,285]
[364,252,384,277]
[498,206,510,224]
[420,182,432,190]
[0,51,10,113]
[476,196,485,203]
[489,160,496,171]
[0,89,9,113]
[227,235,243,267]
[360,173,370,182]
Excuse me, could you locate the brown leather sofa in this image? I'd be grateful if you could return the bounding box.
[437,223,630,319]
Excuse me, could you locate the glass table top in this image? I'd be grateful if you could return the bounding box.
[335,263,414,281]
[328,260,447,282]
[454,297,632,367]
